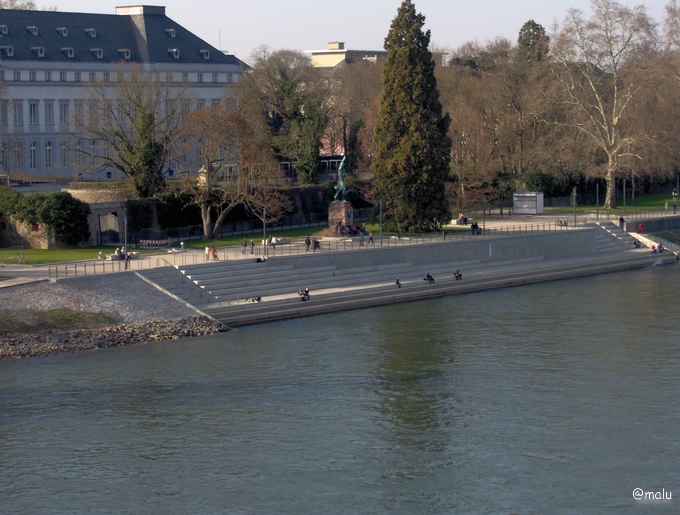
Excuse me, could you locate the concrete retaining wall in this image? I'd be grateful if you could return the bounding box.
[626,216,680,234]
[268,230,596,271]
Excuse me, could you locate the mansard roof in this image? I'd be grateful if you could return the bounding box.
[0,6,239,65]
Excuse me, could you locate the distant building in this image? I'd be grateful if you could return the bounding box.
[308,42,387,68]
[0,5,245,180]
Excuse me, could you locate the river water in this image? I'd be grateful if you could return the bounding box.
[1,264,679,514]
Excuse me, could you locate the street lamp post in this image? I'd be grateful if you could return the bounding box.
[379,201,383,247]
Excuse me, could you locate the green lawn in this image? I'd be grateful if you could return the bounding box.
[548,191,677,214]
[1,247,160,266]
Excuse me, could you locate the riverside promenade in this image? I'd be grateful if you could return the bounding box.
[2,212,678,328]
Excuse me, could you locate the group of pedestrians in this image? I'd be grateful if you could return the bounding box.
[394,269,463,288]
[205,245,218,261]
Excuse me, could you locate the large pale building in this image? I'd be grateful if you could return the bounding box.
[308,42,387,68]
[0,5,244,180]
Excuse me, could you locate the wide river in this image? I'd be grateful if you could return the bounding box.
[1,264,679,514]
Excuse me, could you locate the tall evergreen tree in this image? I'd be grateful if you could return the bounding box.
[372,0,451,231]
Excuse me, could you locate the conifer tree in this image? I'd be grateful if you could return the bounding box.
[372,0,451,231]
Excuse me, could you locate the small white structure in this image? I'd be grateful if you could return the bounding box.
[513,192,544,215]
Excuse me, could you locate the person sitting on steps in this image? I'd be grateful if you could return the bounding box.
[453,269,462,280]
[424,273,435,284]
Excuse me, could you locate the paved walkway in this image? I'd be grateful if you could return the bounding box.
[1,211,678,286]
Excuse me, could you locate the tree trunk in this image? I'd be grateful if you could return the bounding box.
[201,202,212,240]
[604,168,617,209]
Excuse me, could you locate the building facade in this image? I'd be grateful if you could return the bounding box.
[308,42,387,68]
[0,5,244,180]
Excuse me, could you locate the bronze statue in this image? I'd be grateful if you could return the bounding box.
[333,155,348,202]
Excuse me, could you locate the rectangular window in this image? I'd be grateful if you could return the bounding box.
[74,102,83,124]
[45,102,53,124]
[60,71,67,82]
[29,71,36,82]
[212,73,218,83]
[197,73,203,83]
[29,102,38,125]
[74,72,81,82]
[0,71,4,81]
[211,99,220,108]
[13,103,22,125]
[90,140,96,166]
[196,99,205,111]
[60,141,67,168]
[45,142,52,169]
[14,144,23,170]
[103,72,110,82]
[182,73,188,83]
[14,71,21,81]
[226,73,233,83]
[45,71,51,81]
[59,102,69,124]
[29,142,37,170]
[0,102,6,125]
[89,72,96,82]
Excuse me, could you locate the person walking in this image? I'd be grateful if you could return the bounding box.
[241,238,247,254]
[210,246,218,261]
[396,277,401,289]
[673,189,678,214]
[368,231,374,245]
[205,245,210,262]
[250,240,255,254]
[360,231,365,247]
[305,235,311,252]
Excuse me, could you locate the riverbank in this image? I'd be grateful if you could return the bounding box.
[0,274,228,359]
[0,316,227,359]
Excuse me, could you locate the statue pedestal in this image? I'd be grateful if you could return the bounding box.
[328,202,354,229]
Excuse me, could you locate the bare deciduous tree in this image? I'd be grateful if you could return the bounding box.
[550,0,658,208]
[76,68,185,198]
[176,95,291,240]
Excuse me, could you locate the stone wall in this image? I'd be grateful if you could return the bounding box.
[65,189,132,204]
[625,216,680,234]
[268,229,596,271]
[0,215,54,249]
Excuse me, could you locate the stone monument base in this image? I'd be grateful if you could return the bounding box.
[328,202,354,229]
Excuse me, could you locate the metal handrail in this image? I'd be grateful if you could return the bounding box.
[154,257,220,305]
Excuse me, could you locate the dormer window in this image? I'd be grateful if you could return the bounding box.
[56,27,68,37]
[26,25,38,36]
[165,28,176,38]
[1,46,14,57]
[85,28,96,38]
[0,25,8,35]
[168,48,180,59]
[61,47,74,58]
[31,46,45,58]
[199,49,210,60]
[91,48,103,59]
[118,48,131,60]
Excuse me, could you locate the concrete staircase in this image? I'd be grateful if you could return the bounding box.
[591,221,637,252]
[136,266,219,308]
[133,229,676,327]
[201,251,674,326]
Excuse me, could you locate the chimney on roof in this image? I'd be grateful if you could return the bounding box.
[115,5,166,16]
[328,42,345,50]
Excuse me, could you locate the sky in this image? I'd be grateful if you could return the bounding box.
[48,0,670,63]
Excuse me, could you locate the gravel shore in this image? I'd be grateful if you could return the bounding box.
[0,273,229,359]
